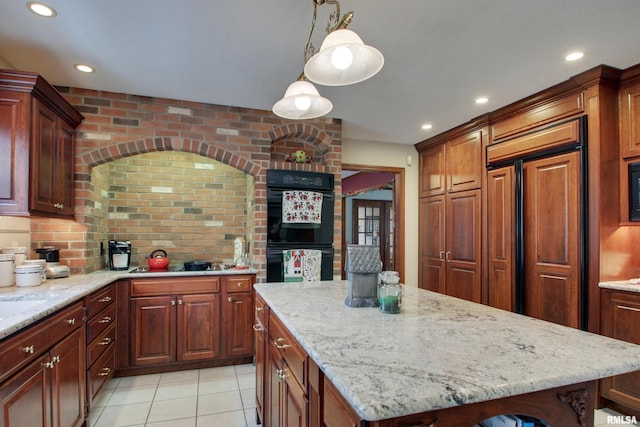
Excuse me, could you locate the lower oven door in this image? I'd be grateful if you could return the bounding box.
[266,247,334,283]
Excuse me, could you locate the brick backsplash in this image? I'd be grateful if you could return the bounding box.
[43,86,343,281]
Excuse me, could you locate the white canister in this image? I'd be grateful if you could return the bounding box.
[15,264,42,287]
[2,247,28,266]
[22,259,47,282]
[0,254,15,287]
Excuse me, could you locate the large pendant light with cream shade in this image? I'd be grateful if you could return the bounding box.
[272,0,384,120]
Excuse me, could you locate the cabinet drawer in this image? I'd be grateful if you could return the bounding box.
[88,345,115,404]
[86,284,116,318]
[87,322,116,366]
[131,276,220,296]
[269,311,307,388]
[87,303,116,343]
[0,301,83,383]
[225,275,253,293]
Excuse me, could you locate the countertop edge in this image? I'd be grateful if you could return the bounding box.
[0,268,257,340]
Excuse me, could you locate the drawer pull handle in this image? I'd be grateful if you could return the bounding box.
[98,296,112,303]
[98,337,112,346]
[98,367,112,377]
[253,324,263,331]
[273,338,291,349]
[45,356,60,369]
[98,316,112,324]
[66,318,76,325]
[22,345,35,354]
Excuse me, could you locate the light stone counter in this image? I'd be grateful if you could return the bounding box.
[599,279,640,293]
[255,280,640,422]
[0,267,257,340]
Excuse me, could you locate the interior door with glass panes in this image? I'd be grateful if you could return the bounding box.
[353,200,394,270]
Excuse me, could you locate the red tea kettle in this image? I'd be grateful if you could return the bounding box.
[147,249,169,269]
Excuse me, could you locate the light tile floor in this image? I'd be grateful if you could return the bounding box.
[90,363,633,427]
[90,364,259,427]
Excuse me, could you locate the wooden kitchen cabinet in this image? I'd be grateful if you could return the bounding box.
[419,189,482,302]
[0,301,85,427]
[223,275,254,358]
[130,282,221,366]
[418,129,483,302]
[266,311,308,427]
[254,294,268,426]
[85,284,117,411]
[620,76,640,159]
[0,70,83,217]
[419,131,482,197]
[600,289,640,416]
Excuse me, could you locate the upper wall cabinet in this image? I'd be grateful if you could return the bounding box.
[0,70,83,217]
[419,131,482,197]
[620,77,640,159]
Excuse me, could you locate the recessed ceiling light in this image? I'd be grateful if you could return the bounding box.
[74,64,95,73]
[565,51,584,61]
[421,123,433,130]
[475,97,489,104]
[27,2,57,17]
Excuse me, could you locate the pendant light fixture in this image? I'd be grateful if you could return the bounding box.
[272,0,384,120]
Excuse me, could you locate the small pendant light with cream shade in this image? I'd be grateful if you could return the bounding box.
[273,80,333,120]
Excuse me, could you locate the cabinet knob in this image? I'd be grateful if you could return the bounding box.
[171,300,176,306]
[22,345,35,354]
[177,299,183,305]
[98,316,112,324]
[228,297,234,303]
[237,282,243,288]
[98,296,112,303]
[445,251,451,262]
[252,324,263,332]
[255,307,264,312]
[439,251,444,260]
[66,318,76,325]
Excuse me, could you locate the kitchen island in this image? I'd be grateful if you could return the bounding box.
[255,280,640,426]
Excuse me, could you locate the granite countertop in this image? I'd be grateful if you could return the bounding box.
[599,279,640,293]
[0,267,257,340]
[255,280,640,422]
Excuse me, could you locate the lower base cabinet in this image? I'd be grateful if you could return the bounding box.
[0,302,85,427]
[600,289,640,416]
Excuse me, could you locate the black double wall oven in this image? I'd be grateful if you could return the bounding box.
[266,169,334,282]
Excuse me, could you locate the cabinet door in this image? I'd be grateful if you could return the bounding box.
[30,99,58,214]
[57,120,75,216]
[323,376,359,427]
[487,166,515,311]
[282,364,308,427]
[523,151,581,328]
[0,353,51,427]
[419,196,445,292]
[0,91,29,215]
[224,292,254,357]
[621,83,640,159]
[419,144,445,197]
[446,131,482,193]
[177,294,220,361]
[445,189,481,303]
[51,328,85,427]
[601,290,640,411]
[131,296,176,366]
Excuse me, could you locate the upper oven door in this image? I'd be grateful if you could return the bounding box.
[267,188,334,246]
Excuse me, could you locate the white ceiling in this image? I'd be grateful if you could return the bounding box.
[1,0,639,145]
